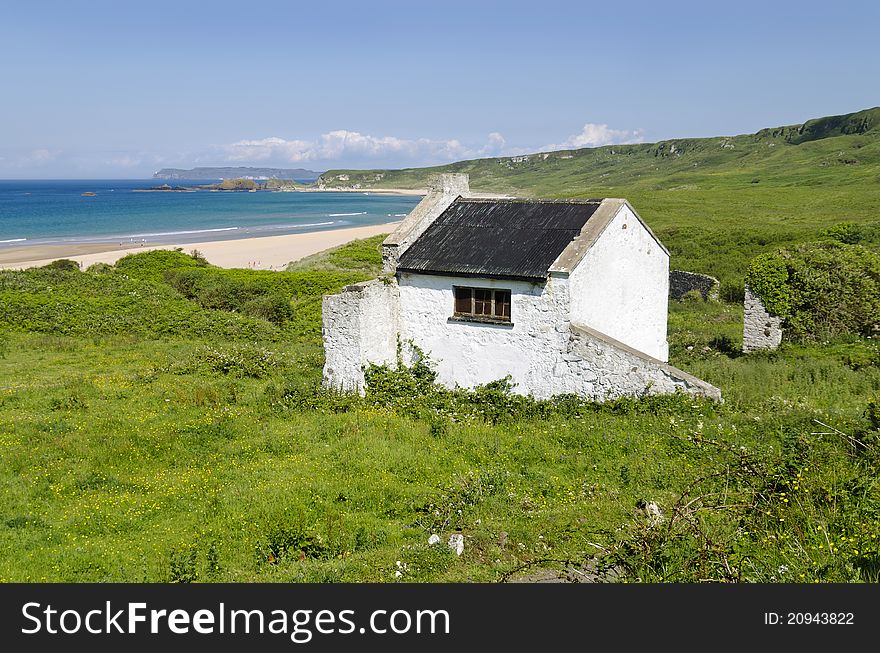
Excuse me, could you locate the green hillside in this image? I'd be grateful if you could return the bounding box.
[320,107,880,193]
[320,107,880,296]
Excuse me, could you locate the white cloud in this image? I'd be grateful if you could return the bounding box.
[218,129,516,166]
[544,123,645,150]
[216,122,643,168]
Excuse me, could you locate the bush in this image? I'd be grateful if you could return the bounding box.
[745,252,791,317]
[745,242,880,341]
[822,222,863,245]
[115,249,210,284]
[867,398,880,432]
[42,259,81,272]
[86,262,114,274]
[286,235,386,274]
[164,267,365,333]
[679,289,705,303]
[0,268,279,341]
[241,292,294,325]
[258,510,331,563]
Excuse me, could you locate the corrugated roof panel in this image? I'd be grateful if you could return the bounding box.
[396,198,603,280]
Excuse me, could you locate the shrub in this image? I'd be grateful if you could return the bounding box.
[274,343,698,425]
[0,268,279,341]
[115,249,210,284]
[286,235,386,274]
[745,252,791,317]
[241,292,294,325]
[680,289,705,303]
[745,242,880,341]
[86,262,114,274]
[42,259,81,272]
[258,511,330,563]
[867,398,880,432]
[822,222,863,245]
[719,281,745,303]
[163,267,364,333]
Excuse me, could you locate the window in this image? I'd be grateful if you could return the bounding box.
[453,286,512,322]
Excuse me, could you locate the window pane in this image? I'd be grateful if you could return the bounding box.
[474,288,492,315]
[454,287,472,314]
[495,290,511,319]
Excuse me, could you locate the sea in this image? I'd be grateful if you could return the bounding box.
[0,180,422,248]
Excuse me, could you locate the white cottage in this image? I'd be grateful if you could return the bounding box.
[322,174,720,401]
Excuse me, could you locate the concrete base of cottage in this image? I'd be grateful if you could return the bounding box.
[322,278,721,401]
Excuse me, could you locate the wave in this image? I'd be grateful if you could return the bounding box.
[0,238,27,244]
[123,227,240,238]
[289,221,335,229]
[387,213,407,217]
[328,211,367,217]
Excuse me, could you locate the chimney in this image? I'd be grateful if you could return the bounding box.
[428,173,469,195]
[381,174,470,274]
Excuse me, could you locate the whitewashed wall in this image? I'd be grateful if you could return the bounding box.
[322,279,399,393]
[397,272,572,397]
[568,204,669,361]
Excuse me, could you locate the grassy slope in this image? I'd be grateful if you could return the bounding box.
[321,107,880,293]
[1,240,879,582]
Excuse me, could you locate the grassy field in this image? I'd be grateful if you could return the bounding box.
[321,107,880,297]
[1,238,878,583]
[1,108,878,583]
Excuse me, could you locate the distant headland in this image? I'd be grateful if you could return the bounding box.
[139,178,425,195]
[152,166,323,182]
[138,178,305,192]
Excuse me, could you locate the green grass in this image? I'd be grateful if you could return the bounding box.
[1,245,879,582]
[285,235,387,274]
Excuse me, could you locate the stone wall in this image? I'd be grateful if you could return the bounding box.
[669,270,720,301]
[742,285,783,353]
[322,279,400,393]
[563,324,721,401]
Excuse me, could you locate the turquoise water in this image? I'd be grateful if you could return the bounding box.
[0,180,422,248]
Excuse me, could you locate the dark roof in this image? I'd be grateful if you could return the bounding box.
[396,198,603,280]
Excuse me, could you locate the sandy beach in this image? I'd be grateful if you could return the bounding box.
[0,222,402,271]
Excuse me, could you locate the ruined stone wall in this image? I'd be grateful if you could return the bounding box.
[669,270,720,301]
[322,279,400,393]
[742,285,783,353]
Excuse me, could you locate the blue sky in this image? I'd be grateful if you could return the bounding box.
[2,0,878,178]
